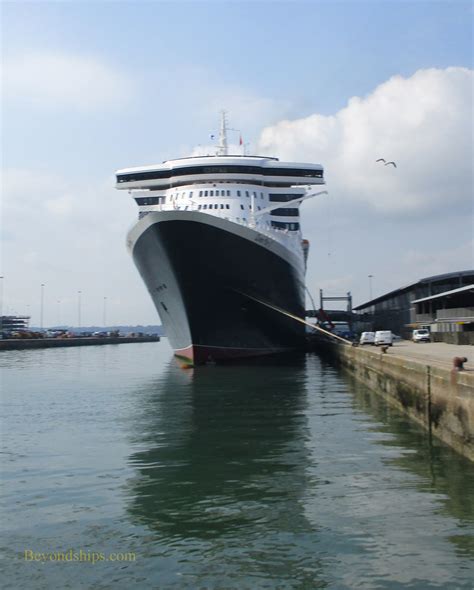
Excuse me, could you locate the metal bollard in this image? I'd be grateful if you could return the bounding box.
[453,357,468,371]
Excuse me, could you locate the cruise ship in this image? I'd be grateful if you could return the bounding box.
[116,116,326,365]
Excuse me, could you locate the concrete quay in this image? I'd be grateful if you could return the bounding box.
[327,340,474,461]
[383,341,473,369]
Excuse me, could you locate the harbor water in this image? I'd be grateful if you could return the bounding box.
[1,342,474,589]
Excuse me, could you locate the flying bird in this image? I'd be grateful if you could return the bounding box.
[376,158,397,168]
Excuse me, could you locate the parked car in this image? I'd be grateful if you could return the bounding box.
[412,329,430,343]
[360,331,375,345]
[374,330,393,346]
[332,322,354,340]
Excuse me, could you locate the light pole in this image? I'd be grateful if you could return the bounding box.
[78,290,82,331]
[103,297,107,329]
[368,275,374,301]
[57,299,61,326]
[40,283,45,330]
[0,276,4,334]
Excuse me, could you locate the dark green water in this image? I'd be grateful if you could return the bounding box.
[1,342,474,589]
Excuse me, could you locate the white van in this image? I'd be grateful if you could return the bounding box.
[360,331,375,345]
[412,329,430,343]
[374,330,393,346]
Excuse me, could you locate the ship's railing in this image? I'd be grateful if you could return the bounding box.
[138,201,303,252]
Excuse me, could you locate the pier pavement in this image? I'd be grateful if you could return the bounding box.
[370,340,473,371]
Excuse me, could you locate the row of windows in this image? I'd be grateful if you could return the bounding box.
[271,208,299,217]
[199,189,231,197]
[135,189,270,205]
[198,203,230,210]
[269,193,303,202]
[199,189,265,199]
[135,192,302,209]
[196,203,265,212]
[271,221,300,231]
[117,165,323,183]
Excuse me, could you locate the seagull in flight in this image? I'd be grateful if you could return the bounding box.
[376,158,397,168]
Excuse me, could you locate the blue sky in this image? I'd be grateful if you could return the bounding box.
[2,1,473,326]
[4,1,472,170]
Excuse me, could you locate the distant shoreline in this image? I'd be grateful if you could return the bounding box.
[0,336,161,351]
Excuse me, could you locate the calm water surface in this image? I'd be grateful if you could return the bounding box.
[1,342,474,589]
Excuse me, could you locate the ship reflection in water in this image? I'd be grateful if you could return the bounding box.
[126,353,474,588]
[126,354,330,585]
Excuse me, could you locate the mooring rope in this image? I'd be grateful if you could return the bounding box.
[235,289,352,346]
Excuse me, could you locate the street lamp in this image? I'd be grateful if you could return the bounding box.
[78,290,82,330]
[40,283,45,330]
[103,296,107,329]
[0,276,4,334]
[368,275,374,301]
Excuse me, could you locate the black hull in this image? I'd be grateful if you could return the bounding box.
[130,214,306,364]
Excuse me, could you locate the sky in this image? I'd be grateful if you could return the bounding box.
[1,0,473,327]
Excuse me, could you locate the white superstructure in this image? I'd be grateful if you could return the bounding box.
[116,118,326,262]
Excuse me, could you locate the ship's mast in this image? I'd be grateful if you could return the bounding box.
[217,111,228,156]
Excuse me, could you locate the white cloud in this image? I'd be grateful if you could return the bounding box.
[201,89,291,138]
[157,63,291,134]
[400,239,474,280]
[257,67,473,215]
[1,168,156,326]
[2,52,134,110]
[149,65,292,158]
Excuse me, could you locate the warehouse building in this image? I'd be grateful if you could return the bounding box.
[412,284,474,344]
[353,270,474,341]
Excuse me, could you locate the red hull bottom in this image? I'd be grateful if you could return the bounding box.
[174,344,291,367]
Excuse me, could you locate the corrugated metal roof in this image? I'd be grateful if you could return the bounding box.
[412,284,474,304]
[354,270,474,310]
